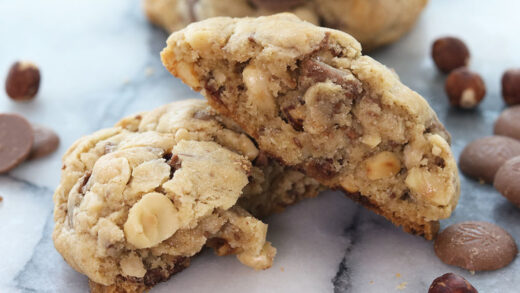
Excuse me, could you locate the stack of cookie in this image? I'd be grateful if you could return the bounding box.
[53,14,459,292]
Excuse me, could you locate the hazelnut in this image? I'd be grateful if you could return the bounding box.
[428,273,477,293]
[445,68,485,109]
[432,37,470,73]
[5,61,41,101]
[501,68,520,106]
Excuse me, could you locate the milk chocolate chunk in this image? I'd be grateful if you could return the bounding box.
[434,221,518,271]
[494,156,520,208]
[0,113,34,173]
[459,136,520,183]
[29,124,60,159]
[494,105,520,141]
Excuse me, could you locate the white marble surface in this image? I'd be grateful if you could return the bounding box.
[1,0,520,292]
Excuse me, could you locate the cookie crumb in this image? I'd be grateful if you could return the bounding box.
[369,280,374,285]
[0,195,3,202]
[469,270,475,275]
[145,67,155,76]
[280,267,284,272]
[396,282,407,290]
[395,273,401,278]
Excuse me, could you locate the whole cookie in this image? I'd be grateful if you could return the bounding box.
[494,105,520,141]
[434,221,518,271]
[29,125,60,159]
[0,113,34,173]
[494,156,520,208]
[459,136,520,183]
[144,0,428,50]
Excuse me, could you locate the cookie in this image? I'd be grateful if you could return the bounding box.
[494,105,520,140]
[161,14,460,239]
[459,136,520,183]
[0,113,34,173]
[53,99,322,292]
[494,156,520,208]
[434,221,518,271]
[144,0,428,50]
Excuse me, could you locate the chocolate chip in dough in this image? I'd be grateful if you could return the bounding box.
[0,113,34,173]
[249,0,305,10]
[434,221,517,271]
[494,156,520,208]
[459,136,520,183]
[494,105,520,141]
[28,124,60,159]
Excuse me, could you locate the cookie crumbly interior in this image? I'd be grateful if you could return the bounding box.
[53,100,321,292]
[161,14,460,239]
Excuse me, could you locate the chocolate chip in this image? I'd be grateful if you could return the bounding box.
[28,124,59,159]
[434,221,518,271]
[459,136,520,183]
[305,158,338,180]
[494,105,520,140]
[249,0,305,10]
[0,113,34,173]
[300,59,362,95]
[494,156,520,208]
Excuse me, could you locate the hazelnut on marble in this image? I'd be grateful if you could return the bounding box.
[431,37,470,73]
[502,68,520,106]
[428,273,477,293]
[365,151,401,180]
[5,61,41,101]
[445,68,486,109]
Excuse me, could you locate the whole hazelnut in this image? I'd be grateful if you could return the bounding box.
[5,61,41,101]
[432,37,470,74]
[502,68,520,106]
[445,67,486,109]
[428,273,478,293]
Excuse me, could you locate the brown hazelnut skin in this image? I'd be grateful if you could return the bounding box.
[5,61,41,101]
[502,69,520,106]
[445,68,486,109]
[432,37,470,74]
[428,273,478,293]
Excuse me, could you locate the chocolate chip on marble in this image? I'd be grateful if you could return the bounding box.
[0,113,34,173]
[434,221,518,271]
[249,0,305,10]
[428,273,478,293]
[459,136,520,183]
[28,124,60,159]
[494,105,520,140]
[494,156,520,208]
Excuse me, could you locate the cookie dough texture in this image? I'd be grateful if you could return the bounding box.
[161,14,460,239]
[53,99,321,292]
[144,0,428,50]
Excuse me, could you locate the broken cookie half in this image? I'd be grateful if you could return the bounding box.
[161,13,460,240]
[53,100,321,292]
